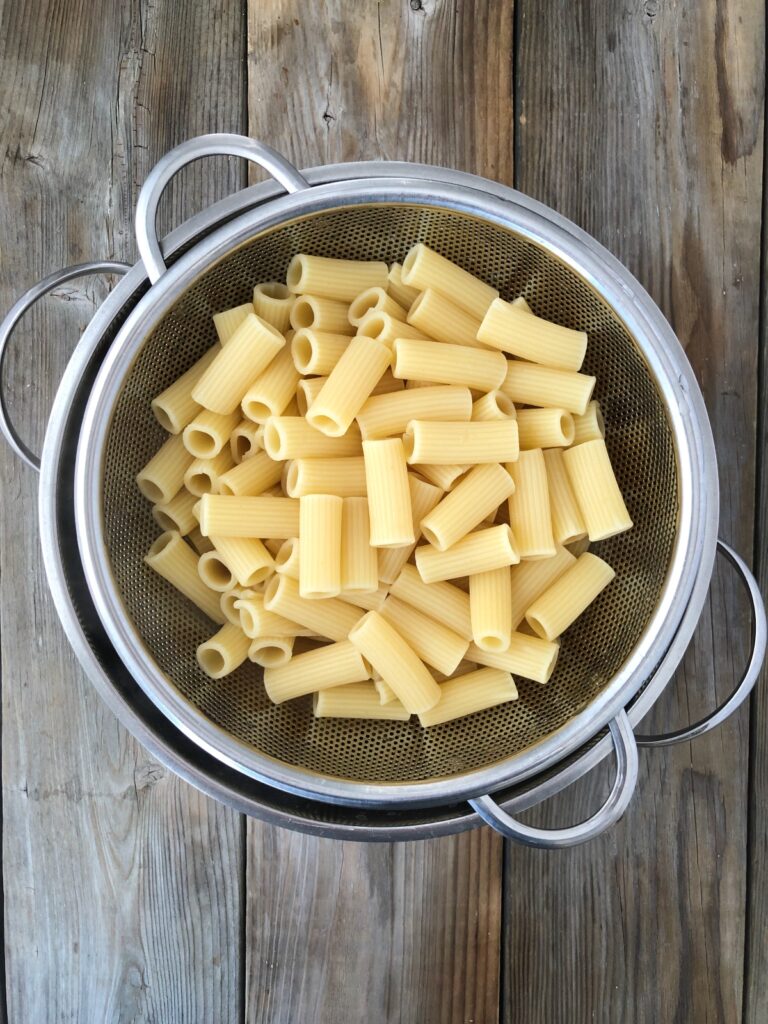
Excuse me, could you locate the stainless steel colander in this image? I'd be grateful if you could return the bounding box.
[2,136,764,846]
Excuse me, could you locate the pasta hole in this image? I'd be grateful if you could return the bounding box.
[407,289,426,317]
[245,566,272,587]
[306,411,342,436]
[198,647,225,677]
[286,256,304,292]
[263,421,284,460]
[137,477,165,503]
[185,429,216,458]
[147,531,175,558]
[401,430,415,461]
[494,391,515,417]
[349,289,379,323]
[292,334,313,372]
[187,471,213,496]
[401,244,419,280]
[232,433,252,461]
[243,399,271,422]
[480,635,507,652]
[152,509,177,532]
[151,404,175,433]
[560,413,575,445]
[263,573,282,609]
[525,614,548,640]
[284,461,300,496]
[357,311,385,339]
[275,538,296,568]
[238,605,258,636]
[200,554,234,590]
[257,281,290,300]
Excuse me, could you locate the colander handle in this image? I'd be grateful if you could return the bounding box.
[135,134,310,284]
[468,710,638,848]
[635,539,766,747]
[0,261,131,471]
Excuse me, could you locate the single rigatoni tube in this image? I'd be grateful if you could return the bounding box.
[418,667,517,727]
[420,463,515,551]
[235,593,311,638]
[470,567,512,652]
[289,295,355,335]
[144,531,225,623]
[415,524,520,583]
[362,439,414,547]
[341,497,378,593]
[339,583,389,612]
[209,535,274,588]
[567,536,591,558]
[377,474,444,584]
[543,448,587,545]
[508,545,576,628]
[291,329,350,375]
[516,408,575,449]
[152,489,199,536]
[500,361,596,416]
[192,313,285,414]
[414,464,470,490]
[471,390,516,422]
[253,282,294,333]
[389,564,473,640]
[183,448,235,497]
[348,286,407,326]
[374,676,399,705]
[198,494,300,538]
[296,376,327,415]
[197,623,250,679]
[263,574,363,641]
[403,419,519,465]
[379,597,468,676]
[477,298,587,370]
[387,263,421,310]
[314,683,410,720]
[400,244,498,320]
[468,634,559,685]
[406,288,484,348]
[183,408,241,459]
[393,339,507,391]
[188,525,215,555]
[507,449,556,560]
[299,495,342,599]
[213,302,253,343]
[229,419,262,462]
[241,346,300,422]
[249,636,294,667]
[356,385,472,440]
[275,537,300,579]
[526,552,615,640]
[263,416,361,459]
[264,640,370,703]
[284,457,367,498]
[151,346,219,434]
[286,254,388,302]
[136,433,193,504]
[357,311,430,347]
[220,585,249,625]
[306,336,391,437]
[562,439,633,541]
[197,550,236,592]
[348,611,440,714]
[218,451,284,497]
[571,400,605,445]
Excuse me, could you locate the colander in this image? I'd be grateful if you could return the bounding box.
[1,135,764,847]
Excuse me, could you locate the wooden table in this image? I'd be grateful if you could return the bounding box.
[0,2,765,1021]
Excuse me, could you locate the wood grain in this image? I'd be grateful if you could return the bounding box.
[246,3,512,1021]
[0,1,246,1020]
[506,1,764,1022]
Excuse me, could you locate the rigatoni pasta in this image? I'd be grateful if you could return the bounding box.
[507,449,556,560]
[137,433,193,504]
[516,408,575,450]
[286,254,388,302]
[562,439,633,541]
[264,640,370,703]
[144,531,225,624]
[543,448,587,546]
[500,361,596,416]
[363,438,414,547]
[348,286,407,326]
[420,463,515,551]
[291,329,350,375]
[213,302,254,344]
[525,552,615,641]
[198,494,300,538]
[306,336,391,437]
[406,288,484,348]
[400,243,498,320]
[418,667,518,727]
[197,623,250,679]
[415,524,520,583]
[241,345,301,422]
[571,400,605,445]
[379,596,469,676]
[151,346,219,434]
[314,683,410,720]
[348,611,441,714]
[340,497,378,593]
[253,282,294,333]
[387,263,421,310]
[299,495,342,599]
[403,419,519,465]
[469,566,512,652]
[356,385,472,440]
[290,295,355,335]
[477,298,587,370]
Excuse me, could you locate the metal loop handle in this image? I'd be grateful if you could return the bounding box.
[469,710,638,848]
[0,261,131,471]
[135,134,310,284]
[636,539,766,747]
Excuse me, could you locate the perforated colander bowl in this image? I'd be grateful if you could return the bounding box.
[70,136,729,841]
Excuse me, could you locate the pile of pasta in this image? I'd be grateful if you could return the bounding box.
[137,244,633,727]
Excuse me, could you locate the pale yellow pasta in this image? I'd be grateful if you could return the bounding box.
[341,497,378,593]
[406,288,484,348]
[264,416,361,460]
[508,544,576,628]
[374,676,399,705]
[218,451,284,497]
[306,336,391,437]
[511,296,532,313]
[469,566,512,652]
[387,263,421,310]
[264,640,370,703]
[144,531,224,623]
[413,464,470,490]
[197,550,236,592]
[543,448,587,545]
[286,254,388,302]
[347,610,440,714]
[241,346,301,422]
[420,463,515,551]
[500,361,596,416]
[562,439,633,541]
[415,524,519,583]
[235,593,311,638]
[468,633,559,684]
[526,552,615,640]
[357,310,431,347]
[296,376,327,416]
[192,313,285,414]
[379,596,468,676]
[197,623,250,679]
[567,536,592,558]
[151,346,219,434]
[152,488,199,536]
[314,683,410,720]
[137,433,193,504]
[284,457,367,498]
[339,583,389,612]
[213,302,254,344]
[377,474,443,584]
[516,408,575,450]
[249,635,295,667]
[571,400,605,445]
[299,494,342,599]
[362,439,414,547]
[253,281,294,333]
[291,329,350,375]
[389,564,472,640]
[274,537,300,579]
[188,525,215,556]
[290,295,355,335]
[220,585,250,625]
[348,286,407,326]
[198,494,300,538]
[264,573,363,641]
[418,667,517,727]
[356,385,472,440]
[209,535,274,588]
[400,243,498,320]
[471,390,516,422]
[369,369,405,396]
[403,419,519,465]
[183,448,235,497]
[392,339,507,391]
[229,419,262,462]
[183,408,241,459]
[477,298,587,370]
[507,449,556,560]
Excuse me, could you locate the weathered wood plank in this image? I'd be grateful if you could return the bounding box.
[245,3,512,1021]
[507,2,764,1022]
[0,1,247,1020]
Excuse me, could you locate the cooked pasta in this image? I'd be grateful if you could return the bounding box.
[284,457,367,498]
[314,683,410,720]
[197,623,250,679]
[418,667,517,727]
[274,537,300,579]
[377,474,443,584]
[299,494,343,599]
[477,298,587,370]
[469,566,512,652]
[183,448,235,497]
[420,463,515,551]
[296,376,327,416]
[137,433,193,505]
[525,552,615,640]
[362,438,414,547]
[348,286,407,326]
[571,400,605,445]
[264,640,371,704]
[144,531,224,623]
[386,263,421,310]
[500,361,596,416]
[415,524,520,583]
[507,544,576,628]
[406,288,484,348]
[192,313,285,414]
[151,345,219,434]
[235,592,311,639]
[507,449,556,560]
[291,329,350,375]
[263,416,361,460]
[263,573,363,641]
[290,295,355,335]
[209,535,274,588]
[241,345,301,422]
[379,596,468,676]
[516,408,575,450]
[543,448,587,545]
[356,385,472,440]
[306,336,391,437]
[213,302,254,344]
[389,564,473,640]
[471,390,516,422]
[229,419,262,463]
[198,494,300,538]
[400,243,498,320]
[340,497,378,593]
[253,281,294,333]
[217,451,284,497]
[357,311,431,347]
[562,439,633,541]
[286,254,388,302]
[467,633,559,685]
[249,636,295,667]
[393,339,507,391]
[183,408,241,459]
[152,488,199,536]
